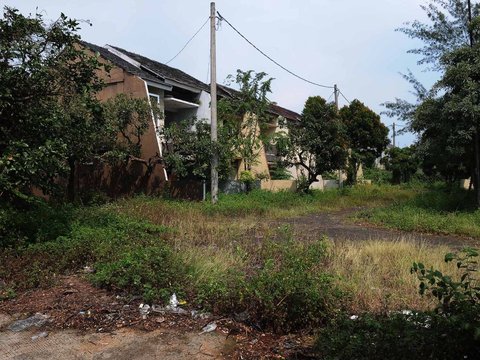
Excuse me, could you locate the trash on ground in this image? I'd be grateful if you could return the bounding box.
[8,313,50,332]
[31,331,49,341]
[199,321,217,334]
[191,310,212,320]
[83,266,94,274]
[349,315,359,320]
[138,303,151,319]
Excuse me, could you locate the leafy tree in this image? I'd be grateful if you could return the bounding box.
[219,70,274,174]
[0,7,158,203]
[340,100,389,184]
[384,0,480,202]
[161,117,234,181]
[382,146,419,184]
[0,7,105,203]
[287,96,348,192]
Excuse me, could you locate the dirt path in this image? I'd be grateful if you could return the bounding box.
[0,316,230,360]
[281,207,480,248]
[0,277,310,359]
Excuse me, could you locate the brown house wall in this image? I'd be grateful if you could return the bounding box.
[77,50,167,197]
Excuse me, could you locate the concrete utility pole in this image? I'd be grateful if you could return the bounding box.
[334,84,339,112]
[392,122,396,148]
[210,2,218,204]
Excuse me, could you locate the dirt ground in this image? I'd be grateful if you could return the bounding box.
[0,276,313,359]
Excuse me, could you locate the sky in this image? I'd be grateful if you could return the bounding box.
[3,0,441,146]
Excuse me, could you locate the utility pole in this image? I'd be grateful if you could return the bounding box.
[467,0,480,207]
[334,84,342,187]
[392,122,396,148]
[334,84,339,112]
[210,2,218,204]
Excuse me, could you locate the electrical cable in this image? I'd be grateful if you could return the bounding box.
[339,90,351,104]
[217,11,334,89]
[165,17,210,65]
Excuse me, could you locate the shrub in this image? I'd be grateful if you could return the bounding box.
[92,245,184,303]
[315,247,480,359]
[248,237,339,332]
[315,311,480,360]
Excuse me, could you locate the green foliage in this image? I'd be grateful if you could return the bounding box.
[248,236,339,332]
[363,167,392,184]
[340,99,390,184]
[0,7,105,202]
[219,70,275,172]
[287,96,348,190]
[162,117,234,180]
[384,1,480,187]
[189,234,340,332]
[315,311,480,360]
[382,146,419,184]
[412,248,480,315]
[357,186,480,237]
[92,245,183,303]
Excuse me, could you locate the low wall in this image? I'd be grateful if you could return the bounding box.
[260,179,297,192]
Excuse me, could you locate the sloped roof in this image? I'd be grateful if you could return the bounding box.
[81,42,300,121]
[109,45,210,93]
[80,41,163,84]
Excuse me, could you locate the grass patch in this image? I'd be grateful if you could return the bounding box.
[2,184,457,333]
[356,186,480,237]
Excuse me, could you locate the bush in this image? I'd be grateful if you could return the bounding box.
[362,167,392,184]
[92,245,184,303]
[315,247,480,359]
[315,311,480,360]
[248,237,339,332]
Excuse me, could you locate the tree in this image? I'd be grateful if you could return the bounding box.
[340,100,389,184]
[219,70,274,175]
[287,96,348,192]
[161,117,234,181]
[384,0,480,204]
[0,7,158,203]
[0,7,105,203]
[382,146,419,184]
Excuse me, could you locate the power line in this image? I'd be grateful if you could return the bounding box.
[217,11,334,90]
[165,17,209,65]
[339,90,351,104]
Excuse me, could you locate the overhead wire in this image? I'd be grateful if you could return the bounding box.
[165,17,210,65]
[216,11,334,90]
[339,90,351,105]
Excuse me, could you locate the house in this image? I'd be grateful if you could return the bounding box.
[79,42,301,196]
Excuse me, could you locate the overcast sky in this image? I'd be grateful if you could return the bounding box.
[4,0,440,146]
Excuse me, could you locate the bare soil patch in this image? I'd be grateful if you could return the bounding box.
[0,276,313,359]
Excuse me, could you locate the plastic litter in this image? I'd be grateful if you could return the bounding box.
[151,293,188,315]
[31,331,49,341]
[8,313,49,332]
[350,315,359,320]
[138,304,151,319]
[191,310,212,320]
[199,322,217,334]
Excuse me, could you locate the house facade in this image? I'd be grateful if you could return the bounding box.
[80,42,302,195]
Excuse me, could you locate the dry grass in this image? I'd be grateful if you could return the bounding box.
[107,187,459,314]
[327,239,459,313]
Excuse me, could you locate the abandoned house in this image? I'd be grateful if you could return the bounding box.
[79,42,302,196]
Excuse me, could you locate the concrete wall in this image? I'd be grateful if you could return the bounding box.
[261,179,297,192]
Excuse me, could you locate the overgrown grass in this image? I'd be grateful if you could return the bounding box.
[357,186,480,238]
[1,184,459,332]
[327,239,458,313]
